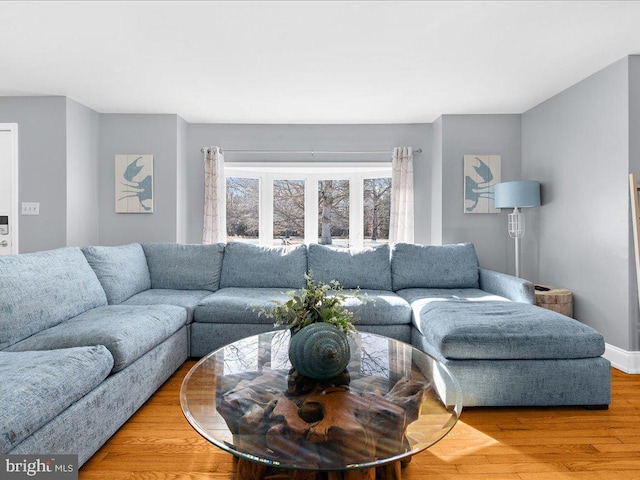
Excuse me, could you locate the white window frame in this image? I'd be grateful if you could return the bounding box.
[224,162,392,248]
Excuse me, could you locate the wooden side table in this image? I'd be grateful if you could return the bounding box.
[535,285,573,318]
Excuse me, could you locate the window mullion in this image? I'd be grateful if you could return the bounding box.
[305,176,318,245]
[261,174,274,246]
[350,174,364,249]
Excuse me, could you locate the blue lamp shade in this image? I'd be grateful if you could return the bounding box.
[494,181,541,209]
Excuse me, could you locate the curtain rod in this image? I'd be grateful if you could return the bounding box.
[200,148,422,155]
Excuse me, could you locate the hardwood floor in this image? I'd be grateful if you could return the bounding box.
[80,363,640,480]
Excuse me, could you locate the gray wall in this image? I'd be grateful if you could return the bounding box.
[0,104,432,250]
[430,117,443,245]
[439,115,522,274]
[630,56,640,349]
[0,96,67,253]
[522,57,632,350]
[176,116,188,243]
[98,114,180,245]
[186,124,432,244]
[66,98,100,247]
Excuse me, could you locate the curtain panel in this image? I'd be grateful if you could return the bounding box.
[203,146,226,244]
[389,146,414,243]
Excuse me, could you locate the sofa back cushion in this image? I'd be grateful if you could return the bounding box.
[308,243,392,290]
[142,242,225,291]
[391,242,479,291]
[0,247,108,350]
[220,242,307,288]
[82,243,151,304]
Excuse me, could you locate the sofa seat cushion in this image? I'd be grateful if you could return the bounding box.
[413,299,605,360]
[340,290,411,326]
[142,242,225,291]
[0,346,113,453]
[122,289,213,323]
[82,243,151,304]
[308,243,392,290]
[6,305,186,372]
[396,288,510,334]
[0,247,108,350]
[194,288,293,324]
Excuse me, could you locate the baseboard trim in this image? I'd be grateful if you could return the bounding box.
[604,343,640,374]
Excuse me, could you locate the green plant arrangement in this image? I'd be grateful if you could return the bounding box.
[259,272,359,336]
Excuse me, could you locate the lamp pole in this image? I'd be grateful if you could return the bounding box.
[508,207,524,278]
[515,236,520,278]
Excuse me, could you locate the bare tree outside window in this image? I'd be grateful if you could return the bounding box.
[273,179,305,244]
[364,178,391,244]
[226,177,259,243]
[318,180,349,247]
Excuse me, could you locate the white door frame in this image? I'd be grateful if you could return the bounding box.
[1,123,19,254]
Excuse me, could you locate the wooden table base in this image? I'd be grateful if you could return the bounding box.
[237,458,402,480]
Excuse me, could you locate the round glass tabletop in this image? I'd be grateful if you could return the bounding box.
[180,330,462,472]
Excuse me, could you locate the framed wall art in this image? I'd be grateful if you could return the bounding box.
[115,154,154,213]
[463,154,501,214]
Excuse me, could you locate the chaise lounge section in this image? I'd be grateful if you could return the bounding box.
[389,243,611,407]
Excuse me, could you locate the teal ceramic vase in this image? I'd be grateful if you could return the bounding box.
[289,323,351,379]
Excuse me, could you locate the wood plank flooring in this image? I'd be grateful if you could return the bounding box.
[80,363,640,480]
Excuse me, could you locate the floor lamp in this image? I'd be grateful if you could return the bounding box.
[493,180,541,278]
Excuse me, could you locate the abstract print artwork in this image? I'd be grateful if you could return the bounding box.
[463,155,501,214]
[115,154,153,213]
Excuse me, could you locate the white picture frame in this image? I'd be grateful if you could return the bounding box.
[115,154,154,213]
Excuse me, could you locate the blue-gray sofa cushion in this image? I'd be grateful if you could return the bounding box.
[82,243,151,304]
[194,288,293,324]
[142,242,225,291]
[391,243,479,291]
[308,243,392,290]
[0,346,113,454]
[220,243,307,288]
[0,248,107,350]
[396,288,510,334]
[416,300,605,360]
[6,305,186,372]
[123,289,212,323]
[340,290,411,326]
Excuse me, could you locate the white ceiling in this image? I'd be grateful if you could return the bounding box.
[2,1,640,124]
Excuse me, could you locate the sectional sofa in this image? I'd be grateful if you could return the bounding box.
[0,241,611,466]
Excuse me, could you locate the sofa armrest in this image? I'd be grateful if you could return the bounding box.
[478,267,535,304]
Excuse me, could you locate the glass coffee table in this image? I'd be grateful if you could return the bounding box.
[181,330,462,480]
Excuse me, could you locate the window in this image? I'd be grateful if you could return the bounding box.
[363,178,391,244]
[224,163,392,249]
[226,177,259,244]
[318,180,349,247]
[273,179,305,245]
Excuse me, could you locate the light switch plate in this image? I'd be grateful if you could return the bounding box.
[22,202,40,215]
